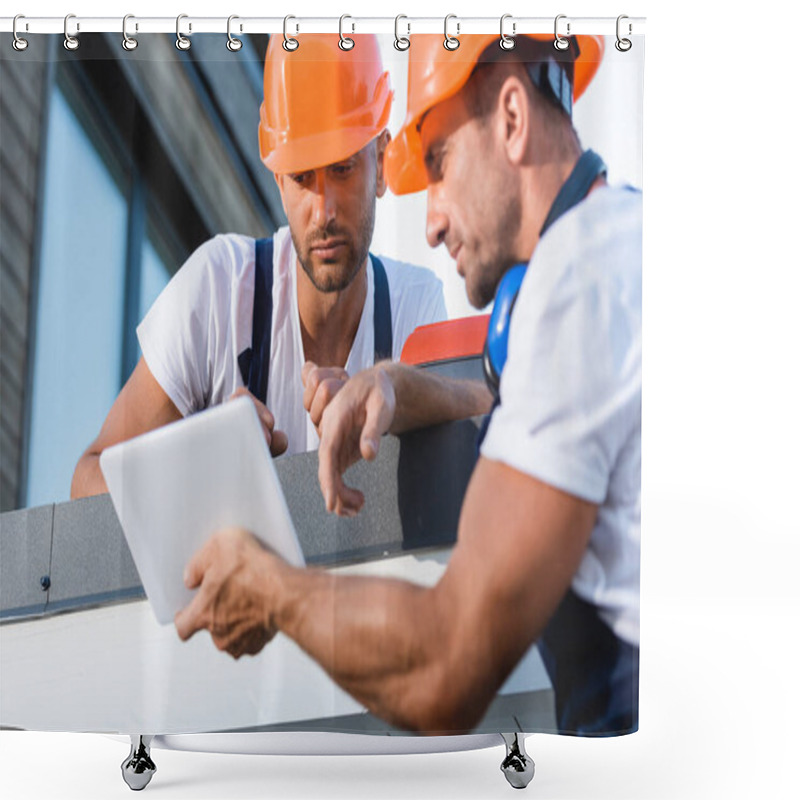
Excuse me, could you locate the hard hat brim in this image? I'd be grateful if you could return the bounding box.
[263,125,387,176]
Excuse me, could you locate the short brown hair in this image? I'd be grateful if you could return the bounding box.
[460,39,581,156]
[462,37,576,123]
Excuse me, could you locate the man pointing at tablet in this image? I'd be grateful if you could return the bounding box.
[71,34,452,498]
[176,33,640,736]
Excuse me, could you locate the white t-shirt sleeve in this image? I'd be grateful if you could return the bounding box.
[137,236,236,417]
[480,219,642,504]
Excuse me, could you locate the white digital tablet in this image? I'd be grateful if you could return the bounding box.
[100,396,305,625]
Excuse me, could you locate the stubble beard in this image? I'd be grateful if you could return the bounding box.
[467,189,523,309]
[293,195,376,294]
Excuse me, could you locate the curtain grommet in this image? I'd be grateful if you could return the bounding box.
[12,15,29,51]
[394,15,410,51]
[176,14,191,51]
[283,15,299,52]
[227,15,243,52]
[63,13,80,51]
[616,15,633,51]
[443,14,460,51]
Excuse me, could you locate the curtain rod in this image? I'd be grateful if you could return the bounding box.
[1,15,646,37]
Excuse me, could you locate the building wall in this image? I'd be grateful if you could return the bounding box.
[0,55,49,511]
[0,35,284,512]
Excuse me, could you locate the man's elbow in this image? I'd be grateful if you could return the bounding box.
[391,668,491,735]
[70,453,89,499]
[70,447,106,500]
[472,381,494,416]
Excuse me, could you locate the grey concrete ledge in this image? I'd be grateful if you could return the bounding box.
[1,418,482,621]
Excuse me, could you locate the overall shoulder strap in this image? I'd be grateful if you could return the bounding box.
[540,149,607,236]
[371,255,393,362]
[237,237,274,403]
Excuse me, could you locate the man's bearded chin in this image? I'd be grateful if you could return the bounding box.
[295,201,375,294]
[293,229,362,294]
[469,257,515,310]
[469,197,524,309]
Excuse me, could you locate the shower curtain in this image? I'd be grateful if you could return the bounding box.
[0,14,644,791]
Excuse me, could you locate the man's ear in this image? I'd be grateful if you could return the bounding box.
[273,171,289,215]
[496,74,529,167]
[375,129,391,199]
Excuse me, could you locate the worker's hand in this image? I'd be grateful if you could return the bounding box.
[301,362,350,435]
[228,387,288,456]
[316,365,396,517]
[174,527,282,658]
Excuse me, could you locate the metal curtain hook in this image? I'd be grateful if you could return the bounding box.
[444,14,460,51]
[339,15,355,51]
[64,13,79,51]
[227,15,242,51]
[500,14,516,50]
[554,14,570,51]
[394,14,410,51]
[283,15,299,51]
[616,15,632,51]
[12,15,29,51]
[122,15,138,51]
[176,14,191,51]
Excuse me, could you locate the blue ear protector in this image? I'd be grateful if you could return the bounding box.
[480,150,607,400]
[482,263,528,398]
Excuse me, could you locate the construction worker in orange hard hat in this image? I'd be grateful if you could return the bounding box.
[72,33,458,500]
[385,33,605,308]
[172,32,643,741]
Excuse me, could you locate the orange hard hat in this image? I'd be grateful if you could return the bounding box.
[259,34,393,175]
[385,34,604,195]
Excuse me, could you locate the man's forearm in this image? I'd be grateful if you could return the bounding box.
[269,558,481,732]
[380,362,492,435]
[71,450,109,499]
[70,356,183,500]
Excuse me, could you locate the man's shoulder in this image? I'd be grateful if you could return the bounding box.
[572,185,642,243]
[171,233,264,299]
[178,233,254,276]
[198,232,256,268]
[576,186,641,276]
[535,186,642,287]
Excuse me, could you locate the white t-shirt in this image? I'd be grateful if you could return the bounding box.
[138,227,446,456]
[481,185,642,647]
